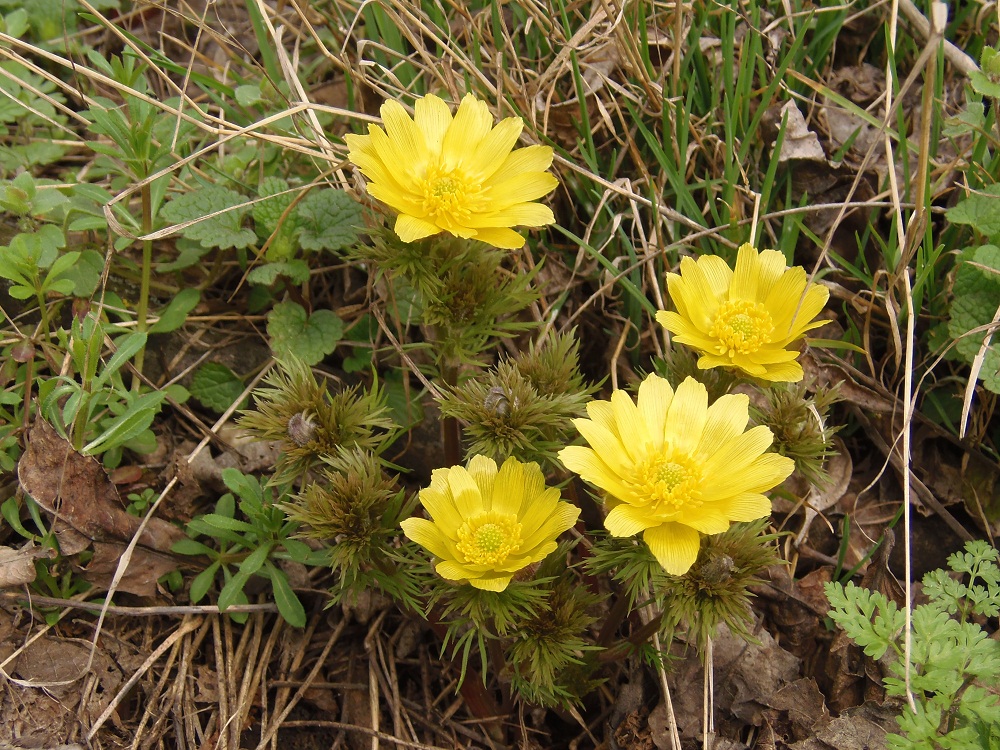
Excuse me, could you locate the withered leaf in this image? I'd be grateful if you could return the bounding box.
[17,419,184,553]
[0,545,40,588]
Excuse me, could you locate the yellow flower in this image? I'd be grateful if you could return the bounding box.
[558,374,793,575]
[345,93,558,249]
[401,455,580,591]
[655,244,829,382]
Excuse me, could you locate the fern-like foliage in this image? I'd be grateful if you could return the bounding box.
[826,540,1000,749]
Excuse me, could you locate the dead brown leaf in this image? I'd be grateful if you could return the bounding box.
[17,419,183,553]
[0,544,41,588]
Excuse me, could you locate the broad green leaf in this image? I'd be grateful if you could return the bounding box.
[149,288,200,333]
[254,178,300,260]
[160,185,256,249]
[190,362,245,413]
[947,185,1000,240]
[297,189,362,252]
[60,248,104,298]
[247,260,310,287]
[266,301,343,365]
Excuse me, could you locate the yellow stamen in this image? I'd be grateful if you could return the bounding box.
[456,513,521,566]
[709,299,773,357]
[632,452,703,519]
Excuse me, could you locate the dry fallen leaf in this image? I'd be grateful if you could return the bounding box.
[16,418,185,595]
[772,101,826,163]
[0,545,41,588]
[17,419,183,553]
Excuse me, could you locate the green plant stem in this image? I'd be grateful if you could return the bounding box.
[133,182,153,385]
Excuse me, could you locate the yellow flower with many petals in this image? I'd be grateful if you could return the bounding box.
[655,244,829,382]
[345,93,558,250]
[558,374,793,575]
[401,455,580,591]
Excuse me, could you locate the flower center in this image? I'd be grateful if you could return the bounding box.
[710,299,773,357]
[633,452,703,520]
[456,513,521,566]
[420,168,479,222]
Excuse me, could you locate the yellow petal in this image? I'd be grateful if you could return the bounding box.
[762,267,809,332]
[467,454,498,509]
[696,393,750,459]
[519,540,558,566]
[703,443,794,499]
[418,482,463,535]
[747,347,801,364]
[467,574,513,591]
[519,501,580,552]
[636,373,674,448]
[434,559,477,584]
[485,145,554,184]
[696,254,735,297]
[492,456,526,516]
[366,125,424,190]
[482,172,558,208]
[516,486,560,539]
[367,183,425,217]
[465,116,523,181]
[557,446,633,502]
[441,93,493,167]
[513,460,547,515]
[719,492,773,521]
[447,466,484,518]
[610,390,647,463]
[573,418,631,476]
[400,517,458,560]
[394,214,441,243]
[643,523,701,575]
[664,377,707,455]
[753,359,804,382]
[674,505,731,534]
[605,503,658,536]
[470,202,554,228]
[700,425,776,492]
[471,226,526,248]
[413,93,452,156]
[380,100,428,169]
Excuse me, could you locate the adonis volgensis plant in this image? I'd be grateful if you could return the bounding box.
[234,90,839,711]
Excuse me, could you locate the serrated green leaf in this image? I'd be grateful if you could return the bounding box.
[253,177,293,233]
[266,301,343,365]
[160,185,256,249]
[149,288,200,334]
[247,260,310,287]
[947,186,1000,239]
[947,246,1000,393]
[190,362,245,413]
[297,189,362,252]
